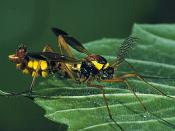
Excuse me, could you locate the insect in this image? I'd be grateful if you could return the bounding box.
[8,28,175,130]
[50,27,175,131]
[8,44,79,92]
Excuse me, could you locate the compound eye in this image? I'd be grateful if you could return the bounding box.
[16,44,27,58]
[16,48,26,58]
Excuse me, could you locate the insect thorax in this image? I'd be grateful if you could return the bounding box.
[80,55,114,80]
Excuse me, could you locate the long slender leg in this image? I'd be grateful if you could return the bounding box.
[123,60,138,73]
[102,77,147,111]
[103,73,175,100]
[124,80,147,111]
[124,80,175,128]
[102,77,175,129]
[123,73,175,100]
[123,60,175,98]
[87,81,124,131]
[112,59,175,97]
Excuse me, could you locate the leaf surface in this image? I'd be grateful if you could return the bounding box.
[2,24,175,131]
[34,24,175,131]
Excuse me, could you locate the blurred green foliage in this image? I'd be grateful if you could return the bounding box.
[0,0,175,131]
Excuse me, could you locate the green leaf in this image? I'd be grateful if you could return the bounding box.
[33,24,175,131]
[2,24,175,131]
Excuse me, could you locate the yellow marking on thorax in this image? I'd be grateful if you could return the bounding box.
[91,61,110,70]
[91,61,104,70]
[103,63,109,69]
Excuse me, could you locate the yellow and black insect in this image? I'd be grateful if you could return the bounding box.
[50,27,175,131]
[51,27,175,98]
[8,27,175,131]
[9,45,49,78]
[8,44,79,92]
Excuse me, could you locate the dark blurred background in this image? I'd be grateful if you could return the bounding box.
[0,0,175,131]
